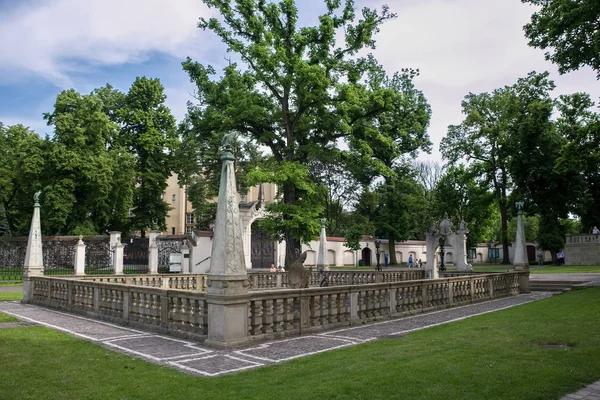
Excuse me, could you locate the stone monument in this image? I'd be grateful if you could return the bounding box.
[288,251,310,289]
[512,201,528,270]
[316,218,329,286]
[424,215,472,279]
[23,191,44,303]
[204,133,250,348]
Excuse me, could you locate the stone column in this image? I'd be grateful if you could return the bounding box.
[113,241,124,275]
[148,238,158,274]
[74,236,86,276]
[513,201,528,270]
[316,218,328,272]
[23,191,44,303]
[205,133,249,349]
[455,221,473,271]
[424,223,439,280]
[181,242,190,274]
[109,231,120,268]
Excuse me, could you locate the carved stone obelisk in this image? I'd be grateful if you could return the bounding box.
[22,191,44,303]
[204,133,249,348]
[316,218,328,272]
[513,201,528,270]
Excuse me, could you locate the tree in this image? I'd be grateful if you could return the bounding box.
[119,77,178,234]
[522,0,600,78]
[432,164,495,248]
[183,0,402,267]
[554,93,600,231]
[43,88,136,235]
[441,88,516,264]
[0,123,45,235]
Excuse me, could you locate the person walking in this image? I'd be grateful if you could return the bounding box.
[408,254,414,268]
[537,251,543,266]
[592,226,599,235]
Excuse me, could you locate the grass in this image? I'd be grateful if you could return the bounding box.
[0,281,22,287]
[1,288,600,399]
[0,312,19,322]
[0,292,23,302]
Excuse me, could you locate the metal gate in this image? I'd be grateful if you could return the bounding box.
[84,238,112,274]
[158,238,183,273]
[123,237,149,274]
[250,224,275,269]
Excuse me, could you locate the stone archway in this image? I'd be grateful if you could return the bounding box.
[250,221,276,269]
[361,247,372,266]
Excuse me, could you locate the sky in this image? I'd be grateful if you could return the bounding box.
[0,0,598,163]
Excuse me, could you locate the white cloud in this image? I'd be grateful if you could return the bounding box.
[0,0,213,87]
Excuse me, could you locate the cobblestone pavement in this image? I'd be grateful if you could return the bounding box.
[0,292,552,377]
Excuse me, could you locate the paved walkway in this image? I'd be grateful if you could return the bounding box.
[0,292,551,377]
[0,285,22,292]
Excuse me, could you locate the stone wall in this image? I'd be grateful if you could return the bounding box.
[565,234,600,266]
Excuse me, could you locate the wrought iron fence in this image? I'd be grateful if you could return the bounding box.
[158,237,185,273]
[123,237,149,274]
[0,237,27,280]
[84,237,112,275]
[42,237,77,275]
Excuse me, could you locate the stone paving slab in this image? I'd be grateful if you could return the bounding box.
[0,291,578,381]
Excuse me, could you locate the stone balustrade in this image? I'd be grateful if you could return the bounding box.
[85,274,209,291]
[28,271,526,342]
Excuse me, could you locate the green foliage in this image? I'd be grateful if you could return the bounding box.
[432,164,495,246]
[182,0,411,265]
[42,88,136,235]
[120,77,178,233]
[523,0,600,78]
[0,123,45,235]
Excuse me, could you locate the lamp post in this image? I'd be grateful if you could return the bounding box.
[438,236,446,272]
[375,240,381,271]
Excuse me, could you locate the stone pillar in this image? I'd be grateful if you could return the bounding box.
[424,223,439,280]
[455,221,473,271]
[74,236,86,276]
[113,241,124,275]
[109,231,120,268]
[181,242,190,274]
[23,191,44,303]
[205,133,249,349]
[513,201,528,270]
[316,218,328,272]
[148,238,158,274]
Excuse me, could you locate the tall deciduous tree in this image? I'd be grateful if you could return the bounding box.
[183,0,401,266]
[0,123,45,235]
[43,88,136,235]
[441,87,515,264]
[120,77,178,234]
[523,0,600,78]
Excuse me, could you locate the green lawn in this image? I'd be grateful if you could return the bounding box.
[0,288,599,399]
[0,292,23,302]
[0,312,19,322]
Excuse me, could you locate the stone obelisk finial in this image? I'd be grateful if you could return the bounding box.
[23,191,44,303]
[513,201,528,270]
[316,218,328,272]
[205,133,249,348]
[208,133,246,276]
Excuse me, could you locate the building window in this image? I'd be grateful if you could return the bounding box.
[172,194,176,201]
[171,227,175,235]
[186,225,194,234]
[186,213,194,225]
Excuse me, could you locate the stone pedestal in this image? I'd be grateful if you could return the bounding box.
[181,243,190,274]
[113,242,124,275]
[74,236,86,276]
[204,275,249,348]
[149,239,158,274]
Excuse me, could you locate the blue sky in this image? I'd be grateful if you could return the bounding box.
[0,0,598,161]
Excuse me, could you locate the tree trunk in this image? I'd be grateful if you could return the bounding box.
[388,236,397,265]
[283,182,301,268]
[499,196,510,265]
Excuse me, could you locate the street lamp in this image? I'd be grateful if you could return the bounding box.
[375,240,381,271]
